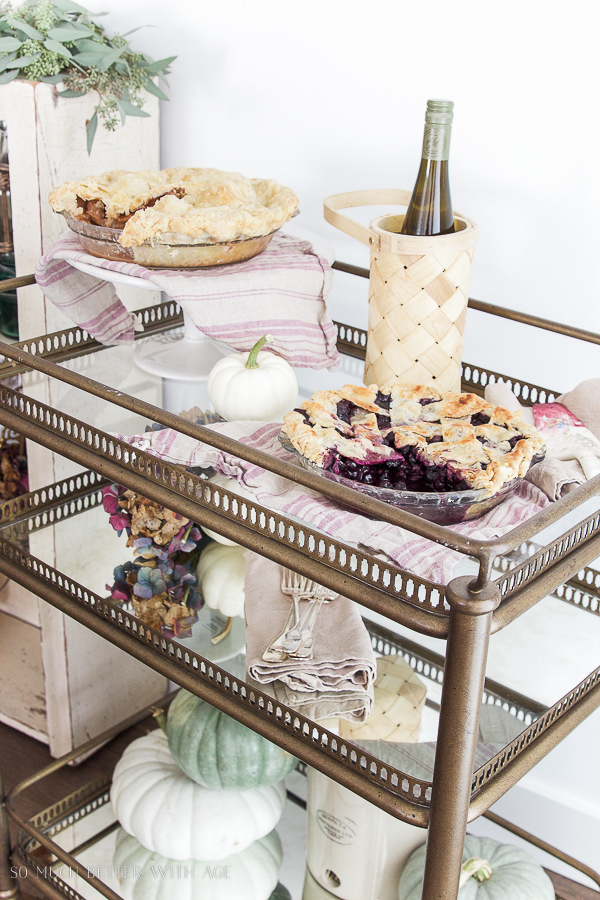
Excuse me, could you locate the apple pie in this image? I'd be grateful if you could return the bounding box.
[49,166,299,247]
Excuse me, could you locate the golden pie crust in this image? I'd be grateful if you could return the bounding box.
[283,383,545,498]
[49,167,299,247]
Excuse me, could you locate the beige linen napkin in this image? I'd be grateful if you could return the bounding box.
[558,378,600,440]
[270,681,374,724]
[484,380,599,500]
[525,456,585,500]
[245,553,376,710]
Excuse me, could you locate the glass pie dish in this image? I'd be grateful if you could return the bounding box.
[62,213,281,268]
[279,432,543,525]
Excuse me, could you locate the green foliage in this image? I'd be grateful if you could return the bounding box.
[0,0,175,152]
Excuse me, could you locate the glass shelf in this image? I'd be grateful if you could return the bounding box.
[10,723,599,900]
[1,480,599,827]
[1,334,600,642]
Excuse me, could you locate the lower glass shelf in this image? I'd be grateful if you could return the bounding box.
[15,770,304,900]
[10,723,599,900]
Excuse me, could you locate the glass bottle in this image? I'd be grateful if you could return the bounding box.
[400,99,455,236]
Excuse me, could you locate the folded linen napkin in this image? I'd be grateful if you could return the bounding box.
[268,677,374,725]
[118,420,550,584]
[245,554,376,708]
[242,663,370,723]
[34,232,340,370]
[485,380,600,500]
[558,378,600,440]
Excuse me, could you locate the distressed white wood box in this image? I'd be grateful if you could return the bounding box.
[0,80,168,756]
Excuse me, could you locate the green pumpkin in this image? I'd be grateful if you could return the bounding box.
[398,835,555,900]
[167,689,299,790]
[269,885,291,900]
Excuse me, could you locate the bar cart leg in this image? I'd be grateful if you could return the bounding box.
[420,576,501,900]
[0,766,20,900]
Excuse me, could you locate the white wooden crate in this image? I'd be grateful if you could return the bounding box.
[0,79,168,756]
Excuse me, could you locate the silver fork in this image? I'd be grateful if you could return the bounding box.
[285,584,337,659]
[262,570,320,661]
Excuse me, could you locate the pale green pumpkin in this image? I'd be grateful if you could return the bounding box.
[398,835,555,900]
[167,689,299,790]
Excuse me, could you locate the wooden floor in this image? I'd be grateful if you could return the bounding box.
[0,717,154,900]
[1,719,598,900]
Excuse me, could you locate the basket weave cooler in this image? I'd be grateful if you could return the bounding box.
[324,189,478,393]
[338,653,426,744]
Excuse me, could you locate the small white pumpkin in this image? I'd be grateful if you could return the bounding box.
[196,541,246,618]
[398,835,555,900]
[113,826,283,900]
[110,731,285,861]
[207,334,298,423]
[203,474,255,546]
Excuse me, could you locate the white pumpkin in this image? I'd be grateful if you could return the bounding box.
[113,826,283,900]
[207,334,298,423]
[110,731,285,861]
[197,542,246,618]
[203,474,255,546]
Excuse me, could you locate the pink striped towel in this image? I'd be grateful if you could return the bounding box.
[35,232,340,370]
[118,421,550,585]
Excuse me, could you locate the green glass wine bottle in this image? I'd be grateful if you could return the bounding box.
[400,99,455,236]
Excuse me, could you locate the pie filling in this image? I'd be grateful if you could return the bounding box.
[75,190,185,228]
[283,383,545,499]
[329,446,474,492]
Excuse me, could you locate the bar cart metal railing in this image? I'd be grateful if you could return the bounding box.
[0,270,599,900]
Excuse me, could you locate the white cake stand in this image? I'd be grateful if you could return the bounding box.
[67,224,335,414]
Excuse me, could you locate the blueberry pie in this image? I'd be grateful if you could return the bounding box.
[49,167,299,246]
[282,383,545,497]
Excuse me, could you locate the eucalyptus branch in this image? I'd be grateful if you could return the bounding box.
[0,0,175,152]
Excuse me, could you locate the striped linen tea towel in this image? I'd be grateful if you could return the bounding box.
[118,420,550,586]
[35,232,340,370]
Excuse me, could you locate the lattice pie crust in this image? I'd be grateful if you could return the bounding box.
[283,383,545,497]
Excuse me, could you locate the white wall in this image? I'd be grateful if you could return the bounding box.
[27,0,600,885]
[92,0,600,394]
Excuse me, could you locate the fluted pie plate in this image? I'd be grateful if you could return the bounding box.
[63,213,282,268]
[278,432,539,525]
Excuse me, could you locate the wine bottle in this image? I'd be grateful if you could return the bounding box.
[400,99,455,236]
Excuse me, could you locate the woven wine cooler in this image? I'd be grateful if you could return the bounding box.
[324,189,478,392]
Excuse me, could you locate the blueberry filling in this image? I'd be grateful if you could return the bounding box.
[330,445,472,492]
[375,391,391,410]
[294,408,311,424]
[376,414,391,429]
[470,412,491,426]
[419,397,438,406]
[507,435,524,449]
[336,399,358,424]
